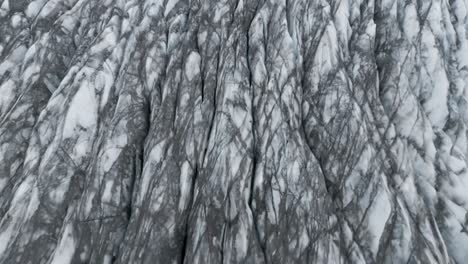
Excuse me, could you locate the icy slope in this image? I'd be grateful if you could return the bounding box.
[0,0,468,263]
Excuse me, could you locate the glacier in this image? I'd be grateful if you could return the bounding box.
[0,0,468,263]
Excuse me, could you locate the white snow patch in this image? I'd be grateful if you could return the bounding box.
[61,15,76,33]
[8,45,27,63]
[0,0,9,12]
[178,161,192,210]
[62,82,97,138]
[89,29,118,54]
[164,0,178,16]
[443,199,468,262]
[185,52,201,81]
[0,177,7,194]
[0,80,16,115]
[423,68,449,128]
[101,146,123,172]
[37,0,59,18]
[48,177,71,204]
[84,192,95,216]
[367,183,392,255]
[103,254,112,264]
[0,223,14,257]
[25,0,47,18]
[98,67,116,108]
[213,3,229,23]
[147,2,162,17]
[403,4,419,40]
[11,178,33,205]
[315,23,339,72]
[26,185,40,221]
[11,14,22,28]
[229,151,243,177]
[102,180,114,203]
[138,140,166,203]
[50,223,76,264]
[235,221,248,257]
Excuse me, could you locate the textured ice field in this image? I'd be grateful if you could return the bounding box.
[0,0,468,263]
